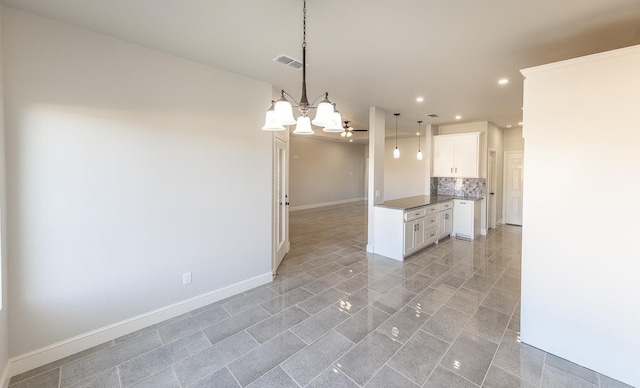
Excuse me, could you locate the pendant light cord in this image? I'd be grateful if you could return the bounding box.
[418,120,422,151]
[394,113,400,147]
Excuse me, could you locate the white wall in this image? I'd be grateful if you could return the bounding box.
[503,127,524,151]
[0,5,10,384]
[4,8,273,357]
[521,45,640,387]
[384,137,428,200]
[289,136,365,209]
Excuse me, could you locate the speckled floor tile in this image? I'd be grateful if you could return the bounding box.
[9,203,632,388]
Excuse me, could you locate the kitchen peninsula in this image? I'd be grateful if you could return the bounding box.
[372,195,482,261]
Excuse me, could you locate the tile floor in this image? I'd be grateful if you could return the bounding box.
[9,201,633,388]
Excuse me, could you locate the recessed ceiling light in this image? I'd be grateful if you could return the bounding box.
[455,115,462,120]
[416,97,424,102]
[349,139,353,142]
[416,132,420,136]
[518,122,523,126]
[498,78,509,85]
[506,125,512,128]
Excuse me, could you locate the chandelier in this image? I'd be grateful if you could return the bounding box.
[261,0,342,134]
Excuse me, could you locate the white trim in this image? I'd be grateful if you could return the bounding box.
[497,218,503,225]
[521,44,640,77]
[5,272,272,380]
[289,197,365,212]
[1,361,9,388]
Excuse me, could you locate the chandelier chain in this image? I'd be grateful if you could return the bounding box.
[303,0,307,49]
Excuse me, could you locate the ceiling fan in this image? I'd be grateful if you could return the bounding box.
[341,121,367,137]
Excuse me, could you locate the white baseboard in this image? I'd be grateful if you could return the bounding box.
[1,361,9,388]
[497,218,503,225]
[290,197,365,212]
[5,272,272,381]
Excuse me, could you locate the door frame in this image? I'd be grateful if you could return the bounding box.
[272,133,290,276]
[503,150,524,226]
[487,149,497,229]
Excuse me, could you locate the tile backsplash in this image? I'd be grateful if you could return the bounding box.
[432,177,486,197]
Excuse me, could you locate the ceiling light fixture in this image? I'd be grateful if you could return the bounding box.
[417,120,423,161]
[455,115,462,120]
[498,78,509,85]
[506,125,512,128]
[518,121,523,126]
[393,113,400,159]
[261,0,339,134]
[416,97,424,102]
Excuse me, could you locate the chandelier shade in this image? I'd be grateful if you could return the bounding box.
[311,97,334,127]
[262,103,286,131]
[274,96,296,125]
[322,106,344,133]
[293,116,313,135]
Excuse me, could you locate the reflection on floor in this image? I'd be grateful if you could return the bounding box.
[9,201,631,387]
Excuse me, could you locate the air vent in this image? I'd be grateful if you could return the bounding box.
[427,113,439,118]
[273,54,303,70]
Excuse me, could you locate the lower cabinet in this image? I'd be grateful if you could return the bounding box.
[404,212,438,257]
[438,209,453,239]
[372,201,452,261]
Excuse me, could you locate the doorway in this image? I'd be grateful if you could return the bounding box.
[504,151,524,226]
[273,136,289,274]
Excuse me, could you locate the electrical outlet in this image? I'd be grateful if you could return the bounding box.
[375,190,381,198]
[182,272,192,285]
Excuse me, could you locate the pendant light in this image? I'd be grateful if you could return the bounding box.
[417,120,423,160]
[393,113,400,159]
[261,0,339,134]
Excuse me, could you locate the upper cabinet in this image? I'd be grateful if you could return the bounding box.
[432,132,481,178]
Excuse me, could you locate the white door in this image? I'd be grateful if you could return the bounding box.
[404,220,416,256]
[504,151,524,226]
[273,137,289,274]
[487,151,497,229]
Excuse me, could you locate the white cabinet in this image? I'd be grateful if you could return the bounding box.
[438,209,453,239]
[453,199,481,239]
[404,209,437,257]
[432,132,481,178]
[373,203,441,261]
[404,217,425,256]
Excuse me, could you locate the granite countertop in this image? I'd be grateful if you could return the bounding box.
[376,195,483,210]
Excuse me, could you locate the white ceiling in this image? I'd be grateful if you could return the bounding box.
[3,0,640,143]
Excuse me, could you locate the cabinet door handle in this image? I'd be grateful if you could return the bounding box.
[445,214,449,219]
[450,167,453,173]
[431,234,435,237]
[455,167,458,173]
[416,224,419,231]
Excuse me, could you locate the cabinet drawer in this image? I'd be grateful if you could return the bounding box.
[405,207,426,222]
[438,201,453,211]
[425,204,438,215]
[425,225,438,245]
[425,213,438,228]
